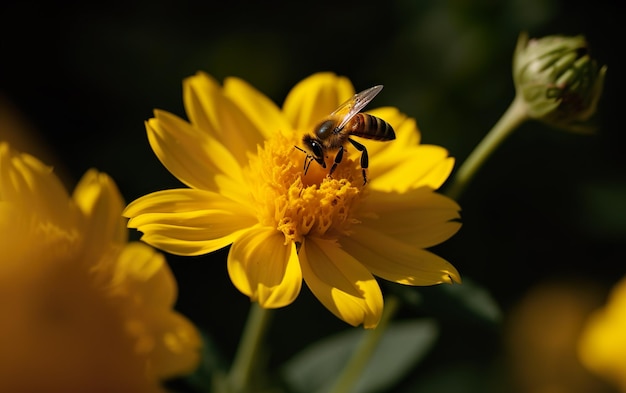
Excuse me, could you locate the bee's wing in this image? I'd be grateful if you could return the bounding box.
[332,85,383,130]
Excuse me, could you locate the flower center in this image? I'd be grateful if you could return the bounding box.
[246,134,366,245]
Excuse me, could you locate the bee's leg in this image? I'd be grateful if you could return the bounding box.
[328,146,344,177]
[348,138,368,185]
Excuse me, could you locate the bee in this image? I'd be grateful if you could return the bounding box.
[297,85,395,185]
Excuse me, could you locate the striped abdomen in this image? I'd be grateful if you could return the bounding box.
[348,114,396,141]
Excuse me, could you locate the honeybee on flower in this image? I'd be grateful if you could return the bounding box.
[124,72,461,328]
[297,85,395,184]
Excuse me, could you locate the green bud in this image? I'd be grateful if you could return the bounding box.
[513,32,607,133]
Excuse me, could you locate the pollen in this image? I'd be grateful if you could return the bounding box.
[246,134,365,244]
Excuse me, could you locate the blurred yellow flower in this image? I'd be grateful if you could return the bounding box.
[124,72,461,328]
[0,142,201,393]
[579,275,626,392]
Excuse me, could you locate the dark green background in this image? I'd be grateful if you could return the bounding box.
[1,0,624,391]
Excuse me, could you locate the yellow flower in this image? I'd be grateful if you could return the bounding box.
[124,72,461,328]
[578,275,626,392]
[0,142,201,393]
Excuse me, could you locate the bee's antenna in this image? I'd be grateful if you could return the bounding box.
[304,156,313,174]
[294,145,313,174]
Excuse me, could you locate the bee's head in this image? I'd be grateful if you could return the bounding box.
[302,134,326,167]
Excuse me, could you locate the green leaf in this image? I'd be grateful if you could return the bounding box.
[281,319,438,393]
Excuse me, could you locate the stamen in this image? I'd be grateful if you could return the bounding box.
[247,134,365,244]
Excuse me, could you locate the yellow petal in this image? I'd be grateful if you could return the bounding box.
[0,202,32,267]
[227,227,302,308]
[140,231,246,257]
[182,71,222,133]
[73,169,127,255]
[142,310,202,380]
[341,225,461,286]
[378,112,421,152]
[282,72,354,130]
[147,111,246,195]
[113,242,175,308]
[124,189,257,256]
[369,144,454,193]
[182,71,266,166]
[0,142,73,229]
[361,188,461,248]
[124,188,255,217]
[127,221,252,257]
[299,237,383,328]
[224,77,293,139]
[578,276,626,391]
[115,243,202,379]
[129,210,254,242]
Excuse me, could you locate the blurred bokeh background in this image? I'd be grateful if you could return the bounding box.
[1,0,624,392]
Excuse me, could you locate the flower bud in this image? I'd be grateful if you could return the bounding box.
[513,32,607,133]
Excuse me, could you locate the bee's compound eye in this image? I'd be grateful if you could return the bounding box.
[315,120,335,139]
[311,140,324,159]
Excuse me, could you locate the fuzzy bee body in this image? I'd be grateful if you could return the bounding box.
[298,85,395,184]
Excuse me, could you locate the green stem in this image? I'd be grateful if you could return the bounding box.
[227,303,273,393]
[323,295,401,393]
[445,94,529,200]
